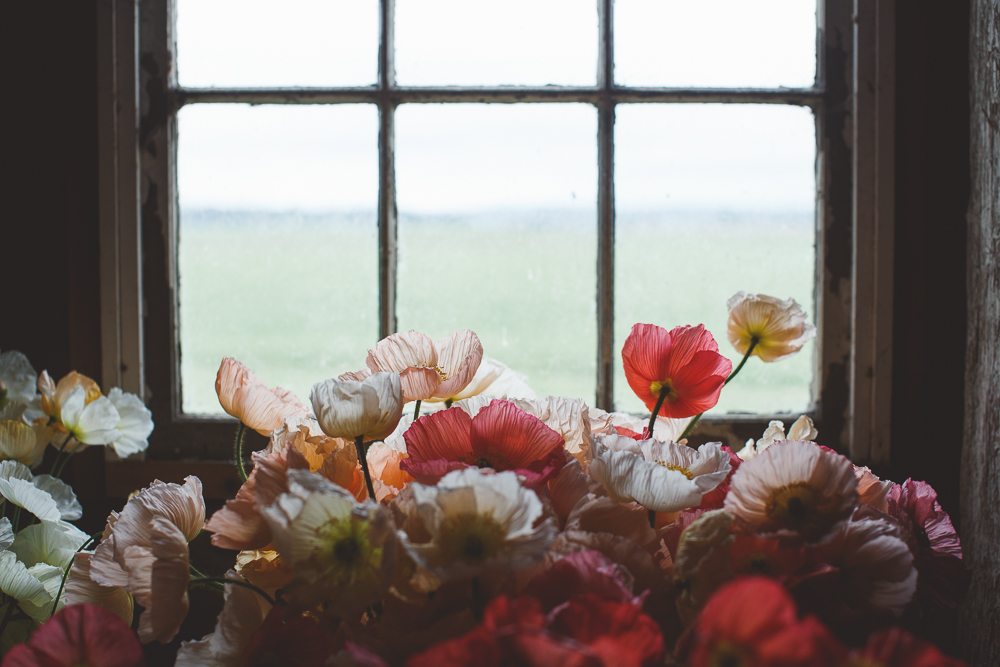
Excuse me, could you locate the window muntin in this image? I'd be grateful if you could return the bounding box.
[168,0,824,419]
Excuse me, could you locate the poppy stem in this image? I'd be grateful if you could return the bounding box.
[677,339,760,444]
[355,435,377,502]
[233,423,248,482]
[647,509,657,529]
[49,434,74,478]
[0,599,15,638]
[50,533,101,618]
[725,338,759,386]
[190,577,275,606]
[647,386,671,439]
[412,400,422,421]
[444,398,453,408]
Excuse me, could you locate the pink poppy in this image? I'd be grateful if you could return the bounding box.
[216,357,309,437]
[365,329,483,403]
[400,400,566,485]
[2,604,143,667]
[621,324,732,419]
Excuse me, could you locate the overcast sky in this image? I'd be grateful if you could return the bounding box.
[175,0,817,213]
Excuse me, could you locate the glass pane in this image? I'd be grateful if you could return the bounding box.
[177,104,378,413]
[614,0,817,87]
[396,104,597,400]
[395,0,597,86]
[176,0,378,87]
[614,104,816,414]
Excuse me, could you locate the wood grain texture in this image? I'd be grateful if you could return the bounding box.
[961,0,1000,662]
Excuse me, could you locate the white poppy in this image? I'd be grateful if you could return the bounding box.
[57,386,120,447]
[589,435,731,513]
[396,468,555,583]
[0,461,60,522]
[0,351,38,421]
[739,415,818,461]
[310,372,403,441]
[106,388,154,457]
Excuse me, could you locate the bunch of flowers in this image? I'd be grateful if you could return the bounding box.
[0,351,152,658]
[1,294,968,666]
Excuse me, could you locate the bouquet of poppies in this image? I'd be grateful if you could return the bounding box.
[1,293,968,666]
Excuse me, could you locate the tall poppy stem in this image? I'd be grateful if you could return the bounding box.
[412,400,422,421]
[647,386,671,439]
[677,339,760,442]
[355,435,377,502]
[190,577,275,606]
[233,423,248,482]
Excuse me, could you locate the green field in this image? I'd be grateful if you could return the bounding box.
[179,209,815,417]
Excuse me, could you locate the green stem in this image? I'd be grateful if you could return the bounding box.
[355,436,377,502]
[50,434,74,478]
[10,507,21,532]
[190,577,275,606]
[50,534,100,617]
[725,338,759,386]
[646,386,671,439]
[412,400,422,421]
[444,398,453,409]
[647,509,657,529]
[677,339,759,443]
[233,423,248,482]
[0,598,15,637]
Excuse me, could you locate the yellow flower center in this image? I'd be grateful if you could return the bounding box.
[655,461,694,479]
[313,517,382,586]
[437,512,506,564]
[649,379,676,399]
[710,641,748,667]
[764,483,826,536]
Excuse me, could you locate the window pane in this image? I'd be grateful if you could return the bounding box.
[614,104,816,414]
[395,0,597,86]
[614,0,817,87]
[176,0,378,87]
[177,105,378,414]
[396,104,597,400]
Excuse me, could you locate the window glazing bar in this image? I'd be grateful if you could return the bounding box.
[596,0,615,410]
[378,0,397,339]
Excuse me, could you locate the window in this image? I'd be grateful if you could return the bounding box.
[102,0,889,474]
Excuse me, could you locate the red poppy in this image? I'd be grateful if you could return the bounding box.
[547,594,664,667]
[2,604,143,667]
[728,534,807,579]
[684,577,843,667]
[848,627,966,667]
[401,400,566,485]
[245,605,338,667]
[621,324,732,419]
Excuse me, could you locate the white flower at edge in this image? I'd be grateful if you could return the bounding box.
[0,351,38,421]
[0,551,55,620]
[106,388,153,457]
[0,517,13,549]
[57,386,119,448]
[397,468,555,583]
[589,434,731,513]
[0,461,82,522]
[310,372,404,441]
[739,415,818,461]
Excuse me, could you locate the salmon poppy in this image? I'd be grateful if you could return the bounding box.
[621,324,732,419]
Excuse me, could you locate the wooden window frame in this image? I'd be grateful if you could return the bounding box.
[98,0,894,495]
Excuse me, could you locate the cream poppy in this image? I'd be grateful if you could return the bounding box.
[726,292,816,362]
[589,434,731,513]
[365,329,483,403]
[0,350,38,421]
[0,461,63,522]
[261,470,398,613]
[395,468,555,584]
[106,388,154,457]
[0,420,42,467]
[37,371,119,450]
[215,358,309,437]
[445,356,536,403]
[310,372,403,441]
[724,440,857,540]
[739,415,818,461]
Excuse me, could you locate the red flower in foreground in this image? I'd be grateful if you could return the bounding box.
[408,594,663,667]
[2,604,143,667]
[848,627,966,667]
[684,577,842,667]
[401,400,566,485]
[245,605,338,667]
[622,324,732,419]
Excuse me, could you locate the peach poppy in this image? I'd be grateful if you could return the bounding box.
[400,400,566,485]
[365,329,483,403]
[727,292,816,362]
[621,323,732,419]
[215,358,309,437]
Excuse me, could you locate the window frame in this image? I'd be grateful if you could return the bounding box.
[99,0,893,491]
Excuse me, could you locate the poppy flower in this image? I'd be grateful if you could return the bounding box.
[684,577,843,667]
[1,603,144,667]
[847,627,966,667]
[215,358,309,437]
[365,329,483,403]
[0,350,37,421]
[400,400,565,485]
[621,323,732,419]
[726,292,816,362]
[739,415,817,461]
[310,372,404,442]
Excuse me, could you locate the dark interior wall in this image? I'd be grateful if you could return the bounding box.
[5,1,102,380]
[2,4,970,513]
[890,1,970,517]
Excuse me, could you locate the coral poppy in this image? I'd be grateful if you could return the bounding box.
[684,577,842,667]
[726,292,816,362]
[621,323,732,419]
[1,603,144,667]
[400,400,565,485]
[215,358,309,437]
